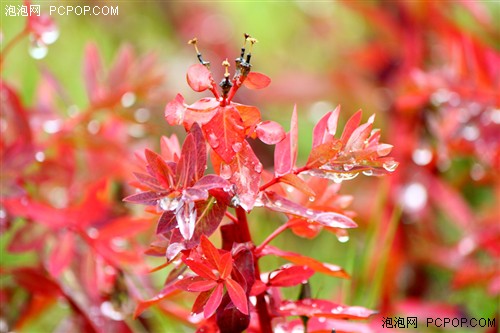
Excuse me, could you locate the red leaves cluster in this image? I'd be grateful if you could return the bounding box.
[125,43,399,332]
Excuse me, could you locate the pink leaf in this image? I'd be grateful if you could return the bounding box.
[165,93,186,126]
[243,72,271,90]
[268,265,315,287]
[203,107,245,164]
[260,245,349,279]
[47,231,75,278]
[274,105,298,176]
[225,278,249,315]
[204,283,224,318]
[83,43,104,104]
[187,64,213,92]
[277,299,376,319]
[261,191,357,229]
[256,121,286,145]
[339,110,362,146]
[176,201,197,241]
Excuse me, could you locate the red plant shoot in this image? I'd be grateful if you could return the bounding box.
[127,34,397,332]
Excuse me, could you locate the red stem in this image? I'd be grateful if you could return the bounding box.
[233,206,273,333]
[259,165,309,192]
[254,221,293,256]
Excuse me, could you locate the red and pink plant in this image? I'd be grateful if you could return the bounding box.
[125,36,398,332]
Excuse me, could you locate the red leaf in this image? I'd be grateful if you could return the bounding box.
[176,124,206,188]
[278,174,316,197]
[204,283,224,318]
[156,211,177,234]
[203,107,245,164]
[144,149,175,188]
[200,235,221,270]
[187,64,213,92]
[225,278,249,315]
[123,191,166,205]
[189,198,228,246]
[260,245,349,279]
[13,268,61,297]
[98,216,151,240]
[277,299,376,319]
[219,252,233,280]
[268,265,315,287]
[192,290,212,315]
[177,276,218,292]
[192,174,231,193]
[225,141,262,211]
[183,255,218,280]
[47,231,75,278]
[234,104,261,135]
[256,121,286,145]
[274,105,298,176]
[243,72,271,90]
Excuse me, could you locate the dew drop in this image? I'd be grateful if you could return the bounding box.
[286,186,294,193]
[29,39,48,59]
[382,160,398,172]
[275,200,282,207]
[318,317,326,323]
[462,125,479,141]
[159,197,180,211]
[41,28,59,45]
[134,108,150,123]
[343,162,355,171]
[208,132,220,148]
[363,170,373,176]
[470,163,485,181]
[87,120,100,134]
[254,163,263,173]
[43,119,62,134]
[232,142,243,153]
[100,301,124,321]
[0,207,6,219]
[220,164,232,179]
[306,209,314,216]
[308,196,315,202]
[412,147,432,166]
[35,151,45,162]
[401,182,427,213]
[337,235,349,243]
[230,195,240,207]
[88,227,99,239]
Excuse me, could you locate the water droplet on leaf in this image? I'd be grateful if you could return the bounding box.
[29,39,48,59]
[232,142,243,153]
[382,160,398,172]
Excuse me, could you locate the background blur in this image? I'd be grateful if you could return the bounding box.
[1,1,499,332]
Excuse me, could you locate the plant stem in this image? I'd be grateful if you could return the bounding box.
[259,166,309,192]
[0,28,28,69]
[254,221,293,255]
[233,206,273,333]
